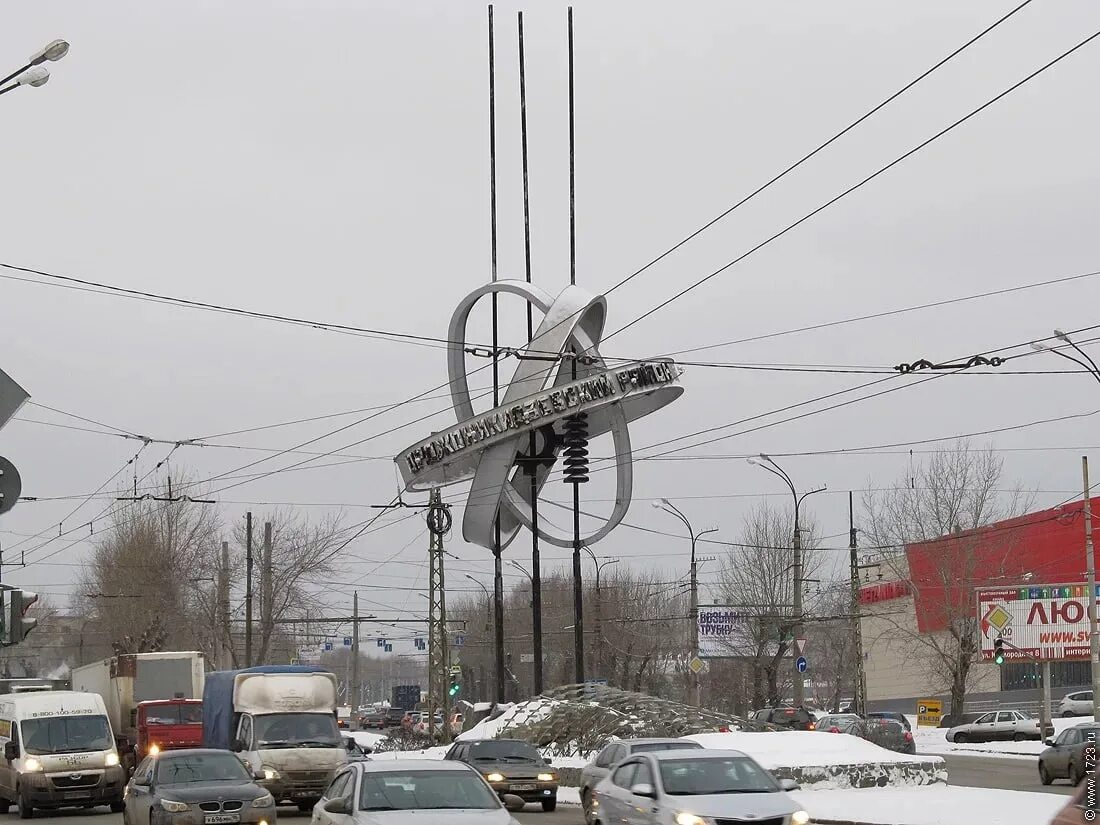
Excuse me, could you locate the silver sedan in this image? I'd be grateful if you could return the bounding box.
[590,748,810,825]
[309,759,524,825]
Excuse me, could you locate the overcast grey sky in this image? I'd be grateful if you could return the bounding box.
[2,0,1100,655]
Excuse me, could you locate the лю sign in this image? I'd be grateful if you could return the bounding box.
[976,582,1100,662]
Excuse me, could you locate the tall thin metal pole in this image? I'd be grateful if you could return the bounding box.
[792,502,803,707]
[487,5,506,706]
[351,591,360,717]
[849,492,866,716]
[244,512,253,668]
[1083,456,1100,723]
[219,541,231,669]
[566,3,585,688]
[517,11,544,697]
[689,531,700,705]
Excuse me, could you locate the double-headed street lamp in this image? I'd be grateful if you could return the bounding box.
[748,454,825,707]
[1032,330,1100,723]
[583,546,619,683]
[0,40,69,99]
[464,575,492,634]
[652,498,717,706]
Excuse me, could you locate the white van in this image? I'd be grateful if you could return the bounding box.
[0,691,125,817]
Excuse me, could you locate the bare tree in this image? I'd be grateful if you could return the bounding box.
[861,441,1032,713]
[718,502,821,708]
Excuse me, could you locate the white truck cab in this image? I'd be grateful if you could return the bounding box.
[0,691,125,817]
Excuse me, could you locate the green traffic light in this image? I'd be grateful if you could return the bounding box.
[994,651,1005,665]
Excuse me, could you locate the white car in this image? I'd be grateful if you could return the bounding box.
[1059,691,1094,718]
[946,709,1051,743]
[311,759,524,824]
[590,748,809,825]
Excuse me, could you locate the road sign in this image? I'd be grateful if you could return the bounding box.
[324,641,333,651]
[794,638,807,656]
[795,656,808,673]
[917,698,943,727]
[343,637,352,647]
[0,369,28,431]
[449,664,462,675]
[0,457,20,517]
[688,657,706,675]
[453,633,465,648]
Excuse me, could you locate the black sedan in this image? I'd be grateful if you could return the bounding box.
[123,748,276,825]
[1040,724,1100,785]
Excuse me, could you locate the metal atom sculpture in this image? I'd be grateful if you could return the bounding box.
[396,281,683,551]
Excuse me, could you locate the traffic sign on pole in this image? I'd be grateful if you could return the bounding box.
[796,656,808,673]
[794,638,807,656]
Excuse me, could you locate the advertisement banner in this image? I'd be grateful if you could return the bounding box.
[977,583,1100,662]
[697,606,782,659]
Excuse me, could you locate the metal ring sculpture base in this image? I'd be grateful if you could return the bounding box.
[396,280,683,552]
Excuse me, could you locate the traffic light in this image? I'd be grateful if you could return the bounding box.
[448,678,460,698]
[993,637,1005,666]
[8,590,38,645]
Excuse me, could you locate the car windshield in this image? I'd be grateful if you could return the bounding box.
[22,715,113,756]
[469,741,541,762]
[659,757,779,796]
[633,742,702,753]
[144,704,203,725]
[156,753,251,784]
[254,713,341,748]
[359,770,501,811]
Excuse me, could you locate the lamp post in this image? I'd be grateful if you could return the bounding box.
[1031,331,1100,723]
[583,547,619,683]
[0,40,69,97]
[652,499,717,706]
[464,575,492,634]
[748,455,825,707]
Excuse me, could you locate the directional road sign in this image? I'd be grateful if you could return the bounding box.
[796,656,808,673]
[343,637,352,647]
[453,633,465,647]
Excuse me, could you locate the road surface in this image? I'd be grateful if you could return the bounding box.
[18,804,584,824]
[939,752,1073,795]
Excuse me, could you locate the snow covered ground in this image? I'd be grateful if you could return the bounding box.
[789,786,1065,825]
[909,714,1080,759]
[686,730,938,768]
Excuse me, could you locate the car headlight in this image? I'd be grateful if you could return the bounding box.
[23,758,41,773]
[105,752,120,767]
[252,793,275,808]
[486,772,505,782]
[537,773,556,782]
[675,814,708,825]
[160,799,190,813]
[148,744,160,756]
[261,766,280,781]
[791,811,811,825]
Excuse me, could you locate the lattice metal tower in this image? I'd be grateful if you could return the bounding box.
[426,488,452,743]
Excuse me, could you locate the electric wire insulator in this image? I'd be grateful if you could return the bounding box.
[561,413,590,485]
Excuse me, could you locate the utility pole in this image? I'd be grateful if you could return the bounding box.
[584,548,619,681]
[260,521,272,665]
[218,541,231,669]
[426,489,452,742]
[244,512,253,668]
[848,492,867,716]
[1084,456,1100,723]
[351,591,360,718]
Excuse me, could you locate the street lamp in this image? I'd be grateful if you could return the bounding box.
[652,498,718,706]
[464,575,492,634]
[747,454,825,707]
[1,39,69,95]
[583,547,620,682]
[1031,330,1100,723]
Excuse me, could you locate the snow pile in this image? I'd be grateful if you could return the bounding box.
[456,698,558,742]
[349,730,387,750]
[685,731,946,789]
[789,785,1065,825]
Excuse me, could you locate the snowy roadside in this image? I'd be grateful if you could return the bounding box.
[789,785,1064,825]
[907,714,1081,760]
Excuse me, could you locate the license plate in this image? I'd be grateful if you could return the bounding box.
[509,784,535,791]
[204,815,240,824]
[63,792,89,800]
[292,791,316,798]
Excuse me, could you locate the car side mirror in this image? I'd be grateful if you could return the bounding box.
[1044,738,1055,746]
[253,771,266,782]
[630,783,656,798]
[324,797,351,815]
[543,758,553,767]
[502,794,526,812]
[233,738,247,752]
[132,772,151,787]
[779,778,800,791]
[3,742,18,761]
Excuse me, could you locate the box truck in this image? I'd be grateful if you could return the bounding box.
[71,651,205,773]
[202,666,346,811]
[0,690,125,817]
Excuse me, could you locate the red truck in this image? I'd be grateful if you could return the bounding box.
[136,698,204,759]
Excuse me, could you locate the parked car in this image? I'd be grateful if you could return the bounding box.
[859,718,916,754]
[444,738,559,812]
[122,748,273,825]
[311,759,524,824]
[1060,691,1095,718]
[589,748,809,825]
[939,712,980,729]
[867,711,912,732]
[357,710,387,730]
[817,714,861,733]
[750,706,817,731]
[946,709,1052,743]
[580,738,703,823]
[1039,723,1100,785]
